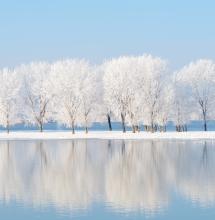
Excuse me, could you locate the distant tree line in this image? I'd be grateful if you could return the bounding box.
[0,54,215,133]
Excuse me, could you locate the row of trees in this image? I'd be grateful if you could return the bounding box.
[0,55,215,133]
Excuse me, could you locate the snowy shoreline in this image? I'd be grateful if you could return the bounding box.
[0,131,215,140]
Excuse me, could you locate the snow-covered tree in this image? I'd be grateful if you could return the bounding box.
[98,65,114,131]
[78,65,99,133]
[18,62,54,132]
[103,56,139,133]
[137,55,168,132]
[171,73,192,131]
[51,59,90,134]
[104,55,168,133]
[177,59,215,131]
[155,84,173,131]
[0,68,21,133]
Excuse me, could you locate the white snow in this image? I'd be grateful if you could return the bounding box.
[0,131,215,140]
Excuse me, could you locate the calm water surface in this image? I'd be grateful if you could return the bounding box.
[0,139,215,219]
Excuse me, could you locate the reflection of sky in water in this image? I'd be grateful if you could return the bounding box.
[0,139,215,219]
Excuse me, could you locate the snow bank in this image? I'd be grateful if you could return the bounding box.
[0,131,215,140]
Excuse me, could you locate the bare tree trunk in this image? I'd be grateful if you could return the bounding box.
[145,125,149,132]
[72,121,75,134]
[150,111,155,132]
[151,123,154,133]
[84,116,88,134]
[154,124,158,132]
[121,113,126,133]
[203,111,207,131]
[135,125,140,132]
[107,114,112,131]
[176,125,182,132]
[204,120,207,131]
[6,114,9,134]
[132,125,136,133]
[39,122,43,132]
[201,105,207,131]
[6,123,9,134]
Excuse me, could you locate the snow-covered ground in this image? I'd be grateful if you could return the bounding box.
[0,131,215,140]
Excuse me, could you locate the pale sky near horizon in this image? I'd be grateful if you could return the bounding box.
[0,0,214,70]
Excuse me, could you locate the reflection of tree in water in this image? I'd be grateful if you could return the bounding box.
[121,140,125,155]
[38,141,48,168]
[0,140,103,211]
[173,141,215,207]
[202,141,208,168]
[67,139,75,161]
[105,140,170,215]
[0,140,215,215]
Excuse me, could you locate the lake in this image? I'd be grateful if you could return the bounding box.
[0,139,215,219]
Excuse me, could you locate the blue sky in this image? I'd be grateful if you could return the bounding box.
[0,0,214,70]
